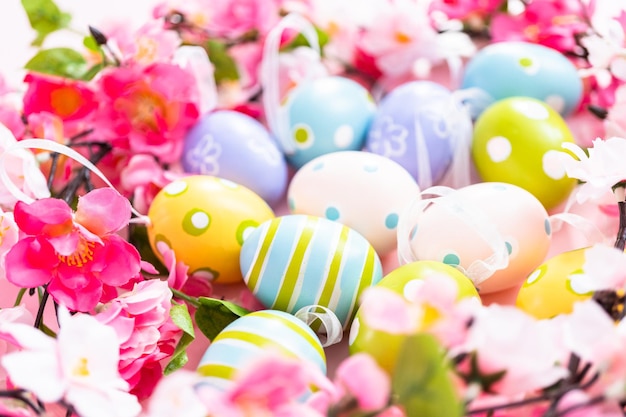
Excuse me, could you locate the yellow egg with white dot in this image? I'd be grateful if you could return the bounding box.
[147,175,275,284]
[515,247,592,319]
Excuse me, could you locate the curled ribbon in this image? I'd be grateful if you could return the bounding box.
[396,185,510,286]
[0,137,150,224]
[294,304,343,347]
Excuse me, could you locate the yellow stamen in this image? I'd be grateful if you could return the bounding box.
[73,357,90,377]
[58,240,96,267]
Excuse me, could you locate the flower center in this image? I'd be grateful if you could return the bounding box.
[73,357,90,377]
[395,31,412,44]
[58,239,96,267]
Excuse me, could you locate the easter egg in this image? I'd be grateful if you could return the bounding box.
[197,310,326,390]
[516,247,593,319]
[147,175,274,284]
[282,76,376,169]
[239,214,384,328]
[181,110,289,207]
[287,151,420,256]
[398,182,552,295]
[472,97,577,210]
[349,260,479,373]
[461,41,583,116]
[365,80,472,188]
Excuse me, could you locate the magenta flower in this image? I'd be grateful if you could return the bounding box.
[93,63,200,163]
[4,188,141,312]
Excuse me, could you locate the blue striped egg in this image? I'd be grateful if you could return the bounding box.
[240,214,384,329]
[197,310,326,390]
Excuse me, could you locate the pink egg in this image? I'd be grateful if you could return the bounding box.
[398,182,552,295]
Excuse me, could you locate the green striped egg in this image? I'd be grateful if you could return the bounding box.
[197,310,326,390]
[239,214,384,329]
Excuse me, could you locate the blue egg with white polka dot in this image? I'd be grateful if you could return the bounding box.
[461,41,583,117]
[280,76,376,169]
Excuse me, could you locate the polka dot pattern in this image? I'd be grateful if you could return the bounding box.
[385,213,399,229]
[542,150,566,180]
[293,124,314,149]
[325,206,340,221]
[486,136,512,162]
[334,125,354,148]
[183,209,211,236]
[164,180,188,196]
[443,253,460,266]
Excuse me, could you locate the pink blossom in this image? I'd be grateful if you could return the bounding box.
[0,209,18,282]
[104,19,182,65]
[460,304,568,396]
[568,244,626,293]
[1,307,141,417]
[4,188,142,312]
[95,279,179,399]
[208,0,281,39]
[557,389,624,417]
[0,124,50,210]
[334,353,391,411]
[277,47,328,100]
[22,73,97,122]
[489,0,589,54]
[0,306,33,385]
[429,0,503,21]
[357,0,475,80]
[358,286,422,334]
[0,79,25,139]
[119,154,184,215]
[560,137,626,202]
[141,370,208,417]
[606,84,626,138]
[93,63,200,163]
[225,42,264,102]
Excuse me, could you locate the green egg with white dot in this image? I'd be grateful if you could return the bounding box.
[472,97,577,210]
[287,151,420,256]
[147,175,275,284]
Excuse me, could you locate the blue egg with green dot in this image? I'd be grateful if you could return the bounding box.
[281,76,376,169]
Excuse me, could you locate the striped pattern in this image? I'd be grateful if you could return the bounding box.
[197,310,326,389]
[240,214,383,328]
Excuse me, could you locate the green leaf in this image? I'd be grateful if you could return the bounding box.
[205,40,239,83]
[21,0,71,46]
[282,26,329,53]
[195,297,250,341]
[83,35,100,52]
[392,333,463,417]
[164,302,196,375]
[24,48,88,79]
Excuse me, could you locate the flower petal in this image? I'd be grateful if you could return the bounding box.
[4,237,56,288]
[75,188,132,235]
[13,199,73,237]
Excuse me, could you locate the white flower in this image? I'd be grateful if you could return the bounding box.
[569,244,626,294]
[1,307,141,417]
[561,137,626,203]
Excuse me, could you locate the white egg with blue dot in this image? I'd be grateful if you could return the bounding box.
[287,151,420,256]
[281,76,377,169]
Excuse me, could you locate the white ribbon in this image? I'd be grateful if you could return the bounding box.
[294,304,343,347]
[173,45,218,115]
[397,186,509,286]
[0,138,150,224]
[548,212,608,246]
[261,13,320,155]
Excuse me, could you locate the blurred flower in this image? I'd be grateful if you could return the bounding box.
[358,286,422,334]
[1,307,141,417]
[569,244,626,293]
[560,137,626,203]
[4,188,141,312]
[104,19,182,65]
[0,209,18,282]
[209,0,281,39]
[606,84,626,137]
[141,369,208,417]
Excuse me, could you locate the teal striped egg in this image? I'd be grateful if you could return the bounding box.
[197,310,326,390]
[239,214,384,328]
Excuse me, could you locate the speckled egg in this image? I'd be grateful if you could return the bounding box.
[365,80,472,188]
[398,182,552,295]
[197,310,326,391]
[281,76,376,169]
[239,214,384,328]
[147,175,275,284]
[181,110,289,207]
[349,260,479,373]
[472,97,577,210]
[287,151,420,256]
[516,247,593,319]
[461,41,583,116]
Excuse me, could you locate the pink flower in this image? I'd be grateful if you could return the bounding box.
[429,0,503,21]
[142,370,208,417]
[22,73,97,122]
[489,0,589,54]
[208,0,281,39]
[358,287,422,334]
[460,304,568,396]
[119,154,184,215]
[95,279,179,399]
[0,306,33,385]
[560,137,626,203]
[104,19,182,65]
[334,353,391,411]
[0,124,50,210]
[0,209,18,282]
[1,307,141,417]
[4,188,141,312]
[568,244,626,293]
[276,47,328,100]
[357,0,475,79]
[93,63,200,163]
